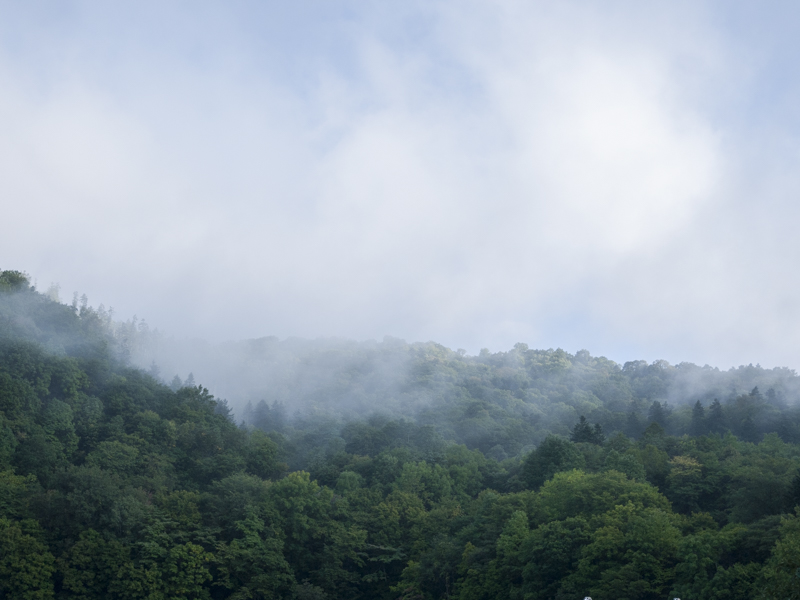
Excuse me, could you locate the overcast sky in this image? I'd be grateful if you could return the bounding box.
[3,1,800,369]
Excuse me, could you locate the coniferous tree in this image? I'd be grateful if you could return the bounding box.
[708,398,727,434]
[591,423,606,445]
[690,400,707,436]
[570,416,594,443]
[570,418,605,445]
[170,375,183,391]
[648,401,669,427]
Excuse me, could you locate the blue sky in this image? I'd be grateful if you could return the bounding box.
[3,1,800,369]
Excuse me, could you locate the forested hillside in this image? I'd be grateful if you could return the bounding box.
[2,269,800,600]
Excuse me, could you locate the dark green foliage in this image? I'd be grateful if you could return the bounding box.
[570,416,605,445]
[3,274,800,598]
[0,517,55,599]
[570,415,592,443]
[519,516,590,600]
[691,400,707,436]
[521,435,585,489]
[761,509,800,600]
[245,429,285,479]
[708,398,727,434]
[648,400,670,427]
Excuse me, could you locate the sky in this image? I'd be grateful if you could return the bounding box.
[2,0,800,370]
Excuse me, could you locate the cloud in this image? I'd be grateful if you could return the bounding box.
[1,1,798,369]
[295,1,723,347]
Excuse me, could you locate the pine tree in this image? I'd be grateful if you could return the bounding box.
[591,423,606,445]
[570,417,605,445]
[570,416,594,443]
[170,375,183,391]
[690,400,706,436]
[648,401,669,426]
[708,398,726,434]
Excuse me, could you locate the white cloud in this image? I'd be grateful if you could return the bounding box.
[2,1,800,369]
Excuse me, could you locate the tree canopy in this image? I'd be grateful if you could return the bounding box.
[2,269,800,599]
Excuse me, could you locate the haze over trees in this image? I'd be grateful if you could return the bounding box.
[2,268,800,599]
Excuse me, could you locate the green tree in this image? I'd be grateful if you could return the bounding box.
[215,510,295,599]
[268,471,366,596]
[0,517,55,599]
[522,436,585,489]
[565,503,681,600]
[708,399,726,434]
[666,455,705,514]
[570,416,605,445]
[603,449,646,481]
[648,401,670,427]
[761,509,800,599]
[0,269,30,291]
[245,429,285,480]
[570,416,594,443]
[59,529,130,600]
[520,517,590,600]
[487,510,531,599]
[532,470,670,524]
[690,400,707,436]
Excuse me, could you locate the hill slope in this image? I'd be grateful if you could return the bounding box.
[2,269,800,600]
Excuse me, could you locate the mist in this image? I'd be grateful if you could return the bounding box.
[2,2,800,370]
[126,327,800,422]
[6,271,800,469]
[103,302,800,454]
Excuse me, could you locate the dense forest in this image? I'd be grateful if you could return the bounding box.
[2,269,800,600]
